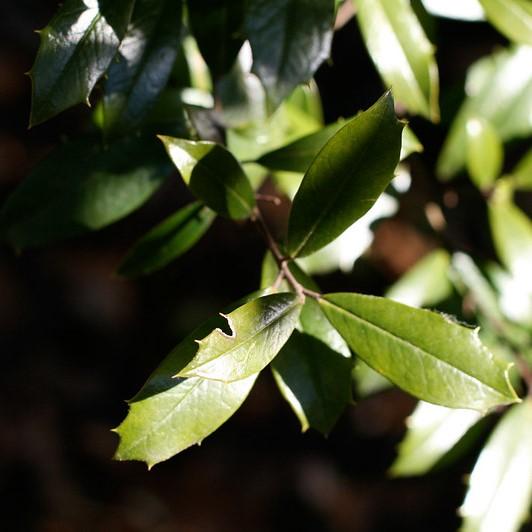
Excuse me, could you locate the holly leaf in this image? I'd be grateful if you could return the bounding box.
[159,137,255,219]
[320,293,519,411]
[287,92,403,258]
[178,293,303,382]
[29,0,134,126]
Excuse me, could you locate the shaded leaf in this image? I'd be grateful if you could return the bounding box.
[178,293,302,382]
[0,136,170,248]
[320,293,519,410]
[461,399,532,532]
[245,0,334,108]
[287,93,403,258]
[355,0,439,121]
[438,45,532,179]
[29,0,134,126]
[479,0,532,45]
[272,331,352,434]
[159,137,255,219]
[118,201,215,277]
[390,401,483,477]
[386,249,452,308]
[102,0,183,135]
[466,117,503,190]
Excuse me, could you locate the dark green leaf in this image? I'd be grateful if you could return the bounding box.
[0,136,170,248]
[118,201,215,277]
[245,0,335,108]
[272,331,352,434]
[102,0,183,135]
[287,93,403,258]
[479,0,532,45]
[178,293,303,381]
[460,400,532,532]
[320,293,519,411]
[29,0,134,126]
[159,136,255,219]
[188,0,246,80]
[356,0,439,121]
[390,401,482,477]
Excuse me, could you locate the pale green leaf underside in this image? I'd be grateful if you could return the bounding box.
[479,0,532,45]
[178,293,302,382]
[320,293,519,411]
[461,399,532,532]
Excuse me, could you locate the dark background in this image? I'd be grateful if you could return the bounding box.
[0,2,527,531]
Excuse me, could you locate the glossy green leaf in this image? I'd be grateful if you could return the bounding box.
[29,0,134,126]
[159,137,255,219]
[466,117,503,190]
[489,182,532,293]
[320,293,519,410]
[511,148,532,190]
[178,293,302,382]
[245,0,334,108]
[114,308,258,467]
[118,202,215,277]
[188,0,245,80]
[460,399,532,532]
[390,401,483,477]
[256,120,346,173]
[0,137,170,248]
[386,249,452,308]
[438,45,532,180]
[355,0,439,121]
[287,93,403,258]
[102,0,183,135]
[479,0,532,45]
[272,331,352,434]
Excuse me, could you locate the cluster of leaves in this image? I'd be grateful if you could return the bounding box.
[2,0,532,529]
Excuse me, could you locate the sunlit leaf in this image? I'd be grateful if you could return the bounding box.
[159,137,255,219]
[401,126,423,160]
[29,0,134,126]
[479,0,532,46]
[386,249,452,308]
[118,202,215,277]
[466,117,503,190]
[272,330,352,434]
[287,92,403,258]
[390,401,483,476]
[102,0,183,135]
[245,0,334,109]
[420,0,485,21]
[178,293,302,382]
[511,148,532,190]
[0,136,170,248]
[320,293,519,410]
[355,0,439,121]
[438,45,532,180]
[461,399,532,532]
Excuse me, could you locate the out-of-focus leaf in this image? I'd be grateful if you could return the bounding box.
[178,293,302,382]
[461,399,532,532]
[114,301,260,467]
[353,360,391,398]
[465,117,503,190]
[287,93,403,258]
[489,182,532,293]
[159,137,255,219]
[188,0,245,80]
[29,0,134,126]
[390,401,483,477]
[355,0,439,121]
[479,0,532,45]
[511,148,532,190]
[438,45,532,180]
[401,126,423,159]
[272,330,352,434]
[320,293,519,410]
[386,249,452,308]
[102,0,183,135]
[0,137,170,248]
[118,202,215,277]
[245,0,334,109]
[421,0,485,21]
